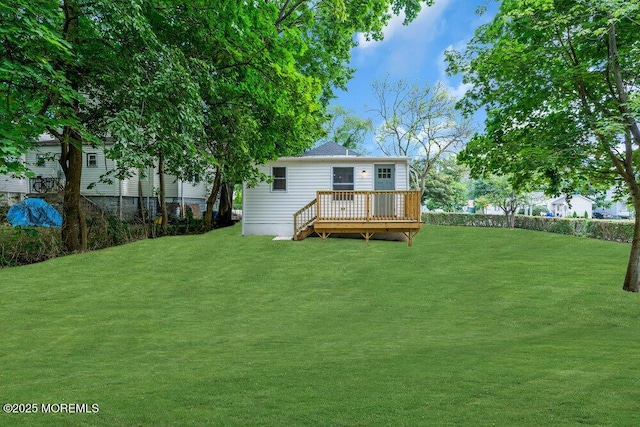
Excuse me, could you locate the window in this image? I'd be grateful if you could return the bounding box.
[87,153,97,168]
[377,167,392,179]
[333,167,354,200]
[333,167,354,191]
[272,167,286,191]
[36,154,46,167]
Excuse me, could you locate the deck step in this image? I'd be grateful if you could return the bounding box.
[295,225,315,241]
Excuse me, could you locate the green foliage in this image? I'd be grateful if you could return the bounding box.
[531,205,549,216]
[3,0,434,248]
[0,215,150,267]
[0,1,75,175]
[449,0,640,202]
[469,175,530,227]
[449,0,640,286]
[422,155,469,211]
[0,227,62,267]
[422,213,635,243]
[319,105,373,152]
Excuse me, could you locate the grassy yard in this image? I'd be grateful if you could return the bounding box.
[0,224,639,426]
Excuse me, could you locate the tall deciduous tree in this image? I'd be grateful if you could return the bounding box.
[169,1,434,230]
[3,0,434,244]
[320,105,373,152]
[2,0,183,251]
[1,1,73,176]
[448,0,640,291]
[371,78,473,198]
[422,155,468,211]
[471,176,530,228]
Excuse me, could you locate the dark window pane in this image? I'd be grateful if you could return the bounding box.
[333,167,353,184]
[272,167,286,191]
[273,167,286,179]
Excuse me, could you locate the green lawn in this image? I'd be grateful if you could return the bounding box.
[1,224,639,426]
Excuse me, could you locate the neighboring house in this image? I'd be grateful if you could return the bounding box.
[242,142,422,244]
[548,194,594,218]
[593,188,632,219]
[0,136,210,220]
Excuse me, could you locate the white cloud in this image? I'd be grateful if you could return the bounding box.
[356,10,407,50]
[355,0,454,52]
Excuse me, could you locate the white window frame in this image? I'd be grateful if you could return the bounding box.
[271,166,287,192]
[86,153,98,168]
[332,166,354,191]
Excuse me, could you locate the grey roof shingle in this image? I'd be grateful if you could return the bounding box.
[299,142,360,157]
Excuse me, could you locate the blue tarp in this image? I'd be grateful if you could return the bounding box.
[7,198,63,228]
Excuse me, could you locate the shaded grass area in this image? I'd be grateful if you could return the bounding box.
[1,224,639,425]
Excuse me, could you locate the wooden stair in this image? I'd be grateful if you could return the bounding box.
[294,223,316,241]
[293,198,318,241]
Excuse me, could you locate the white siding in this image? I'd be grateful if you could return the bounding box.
[164,176,179,198]
[2,144,210,207]
[0,175,28,193]
[121,174,139,197]
[181,181,209,199]
[0,154,29,194]
[81,150,118,196]
[243,158,410,236]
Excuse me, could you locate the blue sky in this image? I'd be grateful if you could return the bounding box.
[330,0,498,154]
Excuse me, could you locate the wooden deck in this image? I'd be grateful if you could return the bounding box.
[293,191,423,246]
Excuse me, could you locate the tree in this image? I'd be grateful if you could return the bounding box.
[176,0,435,230]
[3,0,434,246]
[0,1,74,176]
[2,0,191,251]
[320,105,373,152]
[471,176,530,228]
[422,155,468,211]
[371,78,473,198]
[448,0,640,291]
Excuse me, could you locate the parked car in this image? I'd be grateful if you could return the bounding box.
[593,212,613,219]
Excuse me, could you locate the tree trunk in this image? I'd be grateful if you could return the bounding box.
[623,197,640,292]
[216,181,234,227]
[203,168,222,231]
[158,150,168,235]
[57,1,86,252]
[60,136,87,252]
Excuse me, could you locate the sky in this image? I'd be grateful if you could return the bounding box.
[330,0,499,154]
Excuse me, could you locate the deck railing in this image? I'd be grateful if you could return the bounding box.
[316,190,421,222]
[293,198,318,237]
[29,177,62,194]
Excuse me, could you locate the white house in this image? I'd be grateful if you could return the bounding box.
[547,194,594,218]
[0,136,210,220]
[242,142,413,237]
[593,188,631,219]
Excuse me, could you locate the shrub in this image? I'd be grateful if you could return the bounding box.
[422,212,634,243]
[0,201,8,223]
[1,215,150,268]
[0,226,62,267]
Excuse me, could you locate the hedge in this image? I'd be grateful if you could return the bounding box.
[422,212,634,243]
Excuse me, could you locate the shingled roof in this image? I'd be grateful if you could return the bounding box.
[299,142,361,157]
